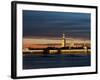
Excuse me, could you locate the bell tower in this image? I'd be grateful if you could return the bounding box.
[61,33,66,47]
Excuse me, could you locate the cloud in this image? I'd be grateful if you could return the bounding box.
[23,10,90,39]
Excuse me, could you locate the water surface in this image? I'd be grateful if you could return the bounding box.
[23,53,91,69]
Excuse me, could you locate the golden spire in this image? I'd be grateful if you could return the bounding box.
[61,33,66,47]
[63,33,65,39]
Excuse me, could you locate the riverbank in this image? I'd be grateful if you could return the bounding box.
[23,49,91,56]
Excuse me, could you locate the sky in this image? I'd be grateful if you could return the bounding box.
[23,10,90,39]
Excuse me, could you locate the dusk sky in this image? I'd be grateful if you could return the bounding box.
[23,10,90,39]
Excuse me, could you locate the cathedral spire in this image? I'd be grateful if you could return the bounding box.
[61,33,66,47]
[63,33,65,39]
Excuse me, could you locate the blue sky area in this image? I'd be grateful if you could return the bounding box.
[23,10,90,39]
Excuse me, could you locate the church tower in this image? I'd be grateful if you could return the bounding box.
[61,33,66,47]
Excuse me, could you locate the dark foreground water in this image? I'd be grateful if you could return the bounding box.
[23,53,91,69]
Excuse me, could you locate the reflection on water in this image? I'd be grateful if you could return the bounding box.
[23,53,91,69]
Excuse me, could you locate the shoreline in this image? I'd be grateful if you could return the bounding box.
[23,49,91,56]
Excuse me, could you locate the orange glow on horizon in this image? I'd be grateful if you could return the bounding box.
[23,37,91,49]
